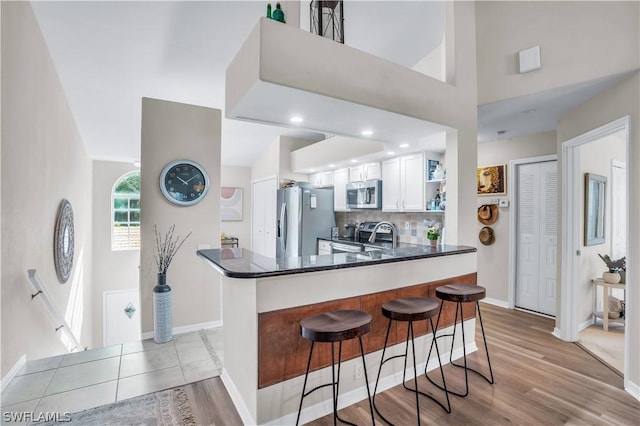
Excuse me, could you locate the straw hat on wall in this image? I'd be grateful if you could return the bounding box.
[479,226,495,245]
[477,204,498,225]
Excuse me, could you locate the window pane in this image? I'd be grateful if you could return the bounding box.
[130,211,140,222]
[114,211,128,223]
[114,172,141,194]
[114,198,128,209]
[130,198,140,209]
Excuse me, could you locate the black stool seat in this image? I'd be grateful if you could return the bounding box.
[300,310,371,342]
[382,297,439,322]
[374,297,451,425]
[436,284,486,303]
[296,310,375,426]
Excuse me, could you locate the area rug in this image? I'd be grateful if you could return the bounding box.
[35,387,195,426]
[578,323,624,375]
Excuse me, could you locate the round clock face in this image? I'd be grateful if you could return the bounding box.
[160,160,210,206]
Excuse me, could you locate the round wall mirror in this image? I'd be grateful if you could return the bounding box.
[54,199,75,283]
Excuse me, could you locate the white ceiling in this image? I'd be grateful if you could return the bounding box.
[31,1,623,168]
[31,1,445,167]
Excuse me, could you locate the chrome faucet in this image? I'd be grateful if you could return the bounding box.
[368,221,398,249]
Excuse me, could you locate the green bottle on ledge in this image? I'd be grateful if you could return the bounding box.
[266,3,272,19]
[272,2,285,23]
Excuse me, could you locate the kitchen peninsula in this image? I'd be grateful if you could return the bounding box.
[198,245,477,425]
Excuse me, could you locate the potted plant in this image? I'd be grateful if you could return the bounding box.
[598,254,626,284]
[152,225,191,343]
[426,224,440,247]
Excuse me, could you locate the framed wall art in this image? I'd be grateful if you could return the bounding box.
[220,187,243,221]
[477,164,507,195]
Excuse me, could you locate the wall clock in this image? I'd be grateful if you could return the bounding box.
[54,199,74,283]
[159,160,210,206]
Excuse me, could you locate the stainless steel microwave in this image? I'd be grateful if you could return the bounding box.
[346,180,382,209]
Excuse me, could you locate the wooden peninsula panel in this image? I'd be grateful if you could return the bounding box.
[258,273,477,388]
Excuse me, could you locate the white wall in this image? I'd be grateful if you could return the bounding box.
[140,98,222,335]
[476,1,640,105]
[220,165,251,249]
[577,133,626,324]
[477,131,557,303]
[1,2,93,376]
[557,71,639,391]
[92,161,140,346]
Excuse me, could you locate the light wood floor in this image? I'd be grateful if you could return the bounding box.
[186,304,640,425]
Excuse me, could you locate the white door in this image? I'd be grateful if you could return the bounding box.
[515,160,557,316]
[104,289,141,346]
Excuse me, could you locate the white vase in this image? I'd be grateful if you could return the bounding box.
[602,271,621,284]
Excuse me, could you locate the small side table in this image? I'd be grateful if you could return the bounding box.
[591,278,625,331]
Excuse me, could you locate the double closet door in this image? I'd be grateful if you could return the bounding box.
[515,160,557,316]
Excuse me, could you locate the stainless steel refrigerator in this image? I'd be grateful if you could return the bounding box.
[276,186,336,258]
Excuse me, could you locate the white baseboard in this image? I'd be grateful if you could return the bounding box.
[579,318,594,332]
[221,368,256,425]
[481,298,510,309]
[1,354,26,393]
[265,342,478,426]
[551,327,562,339]
[141,320,222,340]
[625,379,640,401]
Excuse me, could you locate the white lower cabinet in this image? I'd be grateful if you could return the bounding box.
[382,153,424,211]
[317,239,332,255]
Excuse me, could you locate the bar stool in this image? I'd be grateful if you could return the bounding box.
[373,297,451,425]
[426,284,494,398]
[296,310,375,426]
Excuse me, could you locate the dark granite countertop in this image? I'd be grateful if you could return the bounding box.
[197,244,476,279]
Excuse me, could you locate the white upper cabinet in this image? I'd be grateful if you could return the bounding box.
[310,171,334,187]
[382,153,424,212]
[349,162,381,182]
[333,168,349,211]
[382,158,401,211]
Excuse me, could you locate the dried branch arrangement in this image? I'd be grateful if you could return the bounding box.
[154,225,192,275]
[598,253,626,272]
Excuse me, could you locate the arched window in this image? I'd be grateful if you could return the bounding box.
[112,171,140,250]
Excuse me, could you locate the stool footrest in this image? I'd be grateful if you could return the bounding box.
[450,359,494,385]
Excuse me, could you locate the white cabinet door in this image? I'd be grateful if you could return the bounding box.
[309,173,322,186]
[317,239,332,255]
[401,154,425,211]
[320,171,334,187]
[348,166,364,182]
[251,177,277,257]
[333,168,349,211]
[382,158,401,211]
[363,162,381,181]
[252,181,265,255]
[104,289,141,346]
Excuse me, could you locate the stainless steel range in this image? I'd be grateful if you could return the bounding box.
[357,221,395,245]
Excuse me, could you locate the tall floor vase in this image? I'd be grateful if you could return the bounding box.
[153,273,173,343]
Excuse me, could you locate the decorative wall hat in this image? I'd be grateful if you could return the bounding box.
[479,226,495,245]
[477,204,499,225]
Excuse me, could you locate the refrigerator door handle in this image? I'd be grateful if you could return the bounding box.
[279,202,287,251]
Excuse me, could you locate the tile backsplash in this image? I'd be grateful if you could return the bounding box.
[334,212,445,245]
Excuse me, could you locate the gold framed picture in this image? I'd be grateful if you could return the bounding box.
[477,164,506,195]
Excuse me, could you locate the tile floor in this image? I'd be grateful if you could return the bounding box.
[0,328,223,424]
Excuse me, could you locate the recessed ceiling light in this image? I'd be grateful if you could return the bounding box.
[309,168,316,172]
[361,129,373,136]
[133,161,141,168]
[290,116,304,123]
[350,159,358,163]
[387,151,395,155]
[329,164,335,168]
[399,143,410,148]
